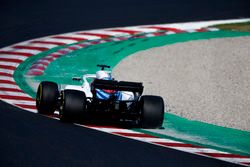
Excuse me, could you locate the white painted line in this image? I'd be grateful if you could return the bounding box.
[24,42,59,49]
[129,137,183,143]
[206,27,220,31]
[5,99,36,105]
[88,127,142,134]
[36,60,51,65]
[172,147,229,154]
[0,76,15,81]
[218,157,250,163]
[0,90,32,97]
[121,26,158,33]
[0,69,15,75]
[86,30,130,36]
[0,84,20,89]
[0,54,28,61]
[13,49,41,55]
[40,38,77,44]
[66,33,101,40]
[0,61,20,67]
[166,31,177,35]
[31,63,46,68]
[1,48,41,55]
[0,47,14,51]
[58,48,73,53]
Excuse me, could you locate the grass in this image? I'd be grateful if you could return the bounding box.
[212,22,250,32]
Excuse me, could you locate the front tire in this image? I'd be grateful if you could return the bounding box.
[139,95,164,129]
[36,81,59,114]
[60,90,87,122]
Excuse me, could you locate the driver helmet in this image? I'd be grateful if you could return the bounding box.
[96,70,112,80]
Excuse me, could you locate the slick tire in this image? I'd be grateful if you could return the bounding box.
[60,89,87,122]
[139,95,164,129]
[36,81,59,114]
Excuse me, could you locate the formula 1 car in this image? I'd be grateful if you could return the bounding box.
[36,65,164,128]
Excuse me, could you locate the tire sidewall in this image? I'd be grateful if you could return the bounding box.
[60,89,87,122]
[36,81,59,114]
[140,95,164,129]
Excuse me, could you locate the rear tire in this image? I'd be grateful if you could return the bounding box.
[139,95,164,129]
[36,81,59,114]
[60,90,87,122]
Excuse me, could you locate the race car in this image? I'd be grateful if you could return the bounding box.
[36,65,164,128]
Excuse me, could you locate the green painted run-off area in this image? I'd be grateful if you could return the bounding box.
[15,30,250,156]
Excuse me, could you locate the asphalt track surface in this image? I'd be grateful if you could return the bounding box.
[0,100,241,167]
[0,0,250,166]
[1,0,250,48]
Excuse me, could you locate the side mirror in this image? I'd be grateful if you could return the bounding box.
[72,77,82,81]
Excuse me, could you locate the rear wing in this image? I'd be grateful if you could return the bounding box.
[92,79,144,94]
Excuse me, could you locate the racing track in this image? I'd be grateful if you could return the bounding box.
[0,100,241,167]
[1,0,250,166]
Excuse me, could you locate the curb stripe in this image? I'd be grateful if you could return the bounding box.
[198,153,249,158]
[70,34,101,40]
[5,99,36,105]
[243,162,250,165]
[0,65,16,70]
[37,59,51,64]
[218,158,250,163]
[0,90,31,97]
[38,38,77,44]
[154,142,203,148]
[145,26,185,33]
[0,87,24,93]
[89,127,142,134]
[86,30,130,36]
[3,49,41,55]
[109,29,140,35]
[120,27,158,33]
[113,132,156,138]
[52,36,86,42]
[0,55,28,61]
[15,103,36,109]
[0,83,19,89]
[0,69,16,74]
[129,137,183,143]
[0,62,19,67]
[0,72,13,77]
[13,45,49,51]
[23,43,59,49]
[26,69,44,75]
[77,32,111,38]
[0,95,34,101]
[0,76,14,81]
[171,147,228,154]
[196,28,208,32]
[0,80,16,85]
[0,58,23,63]
[31,40,66,46]
[0,51,33,57]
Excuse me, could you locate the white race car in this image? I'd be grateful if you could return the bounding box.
[36,65,164,128]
